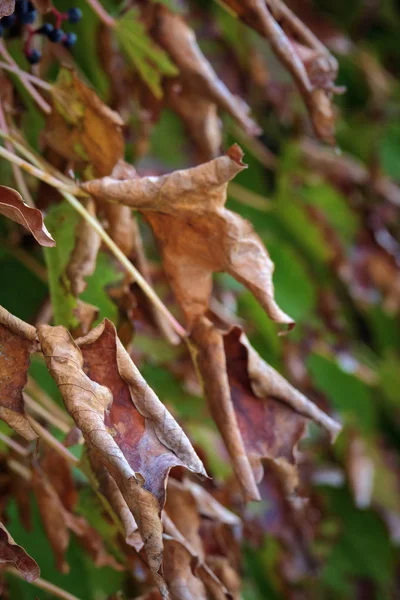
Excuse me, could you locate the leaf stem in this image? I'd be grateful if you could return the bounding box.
[27,416,79,465]
[61,191,187,340]
[7,568,81,600]
[0,145,82,195]
[85,0,116,28]
[0,433,29,457]
[0,60,52,91]
[27,376,72,425]
[24,394,70,434]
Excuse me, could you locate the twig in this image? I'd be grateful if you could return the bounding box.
[0,433,29,457]
[24,394,70,433]
[2,242,48,282]
[0,60,52,91]
[62,191,187,339]
[228,182,271,211]
[27,416,78,465]
[27,377,71,425]
[0,42,51,114]
[0,145,82,195]
[85,0,116,28]
[0,101,34,206]
[230,123,278,169]
[7,458,31,480]
[7,568,81,600]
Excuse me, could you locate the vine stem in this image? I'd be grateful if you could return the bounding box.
[0,60,52,91]
[27,416,79,465]
[0,42,51,114]
[7,568,81,600]
[62,192,187,339]
[0,140,187,339]
[85,0,116,28]
[0,145,82,195]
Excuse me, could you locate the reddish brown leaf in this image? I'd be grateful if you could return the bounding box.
[38,321,205,594]
[191,317,340,501]
[83,146,293,330]
[0,186,55,247]
[0,521,39,582]
[0,306,38,441]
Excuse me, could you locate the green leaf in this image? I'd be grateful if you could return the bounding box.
[115,9,178,99]
[81,252,123,325]
[307,353,377,434]
[44,201,80,328]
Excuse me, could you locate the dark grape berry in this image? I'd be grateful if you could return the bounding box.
[15,0,29,16]
[37,23,54,36]
[0,24,3,37]
[62,31,77,48]
[66,7,82,24]
[21,9,36,24]
[26,48,41,64]
[48,27,64,43]
[1,14,16,28]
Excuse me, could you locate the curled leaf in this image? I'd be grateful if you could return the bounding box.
[0,306,38,441]
[152,5,260,139]
[45,68,124,176]
[0,0,15,18]
[0,521,40,582]
[83,146,293,330]
[0,185,55,247]
[191,317,341,500]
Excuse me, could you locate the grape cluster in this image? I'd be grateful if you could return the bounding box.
[0,1,82,65]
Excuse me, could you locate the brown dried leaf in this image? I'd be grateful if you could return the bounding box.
[44,68,124,176]
[83,146,293,330]
[0,0,14,18]
[0,186,55,247]
[222,0,339,142]
[0,521,39,581]
[151,5,260,138]
[191,318,340,501]
[66,198,101,296]
[38,321,205,593]
[0,306,38,441]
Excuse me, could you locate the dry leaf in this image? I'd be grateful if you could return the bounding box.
[191,318,341,501]
[44,68,124,176]
[83,145,293,330]
[0,306,38,441]
[222,0,339,142]
[0,521,39,582]
[0,186,55,247]
[150,5,259,144]
[38,320,205,593]
[0,0,14,18]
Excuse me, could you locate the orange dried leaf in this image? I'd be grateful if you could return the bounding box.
[83,146,293,330]
[0,186,55,247]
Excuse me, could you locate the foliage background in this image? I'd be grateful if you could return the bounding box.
[1,0,400,598]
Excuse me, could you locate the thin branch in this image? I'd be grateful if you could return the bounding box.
[62,191,187,339]
[27,377,71,425]
[7,568,81,600]
[6,245,48,282]
[0,145,82,195]
[27,416,79,465]
[85,0,116,28]
[7,458,31,480]
[0,60,52,90]
[0,42,51,114]
[228,182,271,212]
[0,101,34,206]
[0,433,29,457]
[24,393,70,433]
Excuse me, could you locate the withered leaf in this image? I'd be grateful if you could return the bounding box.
[83,146,293,330]
[151,5,260,139]
[44,68,124,176]
[0,306,38,441]
[0,0,14,18]
[222,0,339,143]
[0,521,40,582]
[38,320,205,592]
[32,462,121,573]
[191,318,341,501]
[0,186,55,247]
